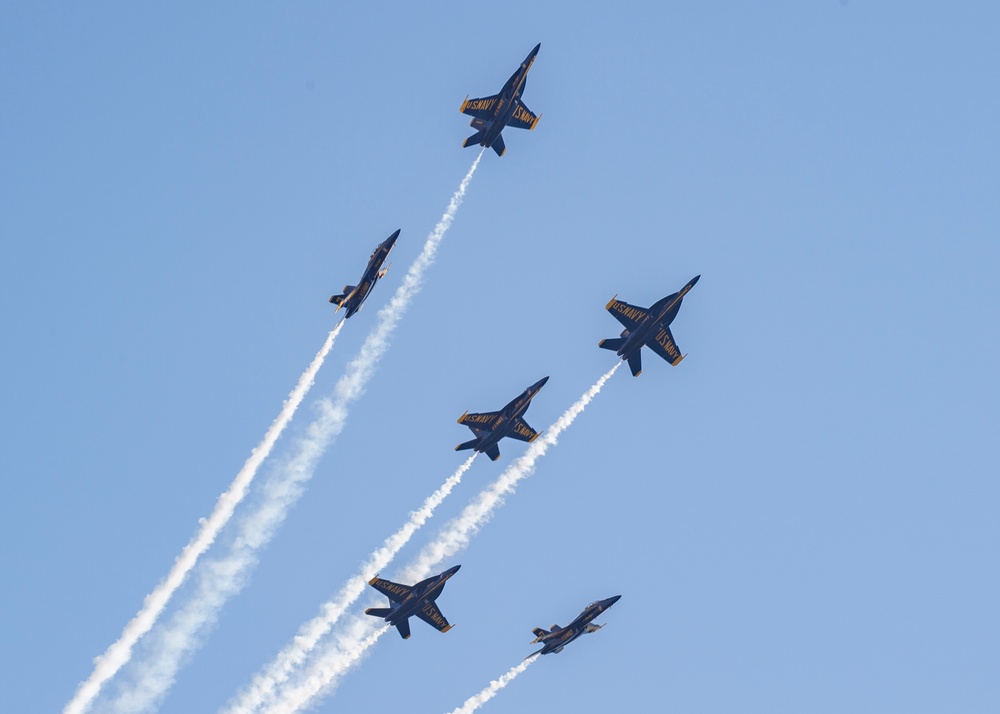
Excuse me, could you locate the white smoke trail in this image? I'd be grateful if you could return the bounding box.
[226,455,477,714]
[103,153,484,714]
[63,322,344,714]
[449,656,538,714]
[265,364,620,713]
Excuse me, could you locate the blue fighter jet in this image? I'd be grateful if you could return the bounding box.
[329,229,399,319]
[455,377,548,461]
[598,275,700,377]
[364,565,461,640]
[460,43,542,157]
[528,595,621,657]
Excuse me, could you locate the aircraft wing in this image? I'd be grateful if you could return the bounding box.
[646,324,684,366]
[368,576,414,604]
[458,411,503,428]
[461,94,501,119]
[508,417,540,443]
[507,98,541,130]
[606,297,651,331]
[416,601,453,633]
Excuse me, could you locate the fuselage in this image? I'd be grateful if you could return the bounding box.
[618,277,699,359]
[538,595,620,655]
[480,44,539,147]
[472,376,547,451]
[342,230,398,317]
[380,566,460,625]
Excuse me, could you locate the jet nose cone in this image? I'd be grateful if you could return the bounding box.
[536,376,549,389]
[605,595,622,606]
[446,564,462,577]
[385,229,401,246]
[532,42,541,54]
[690,275,700,286]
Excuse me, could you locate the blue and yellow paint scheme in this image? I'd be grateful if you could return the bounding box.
[460,43,542,157]
[364,565,461,639]
[598,275,700,377]
[527,595,621,657]
[329,229,400,319]
[455,376,548,461]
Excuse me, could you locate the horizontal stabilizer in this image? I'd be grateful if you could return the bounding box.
[463,130,485,148]
[364,607,392,618]
[598,337,625,352]
[329,294,344,306]
[485,444,501,461]
[492,133,506,157]
[395,618,411,640]
[627,352,642,377]
[455,439,479,452]
[530,626,550,643]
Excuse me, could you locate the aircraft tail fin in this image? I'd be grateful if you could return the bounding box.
[598,337,625,352]
[455,439,479,452]
[463,130,485,148]
[492,133,506,157]
[627,352,642,377]
[330,285,356,307]
[364,607,392,618]
[485,444,501,462]
[530,627,550,643]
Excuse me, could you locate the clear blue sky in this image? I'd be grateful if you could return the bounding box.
[2,2,998,712]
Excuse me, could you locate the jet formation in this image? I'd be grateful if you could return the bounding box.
[599,275,701,377]
[528,595,621,657]
[365,565,461,640]
[323,44,703,681]
[455,377,548,461]
[329,229,399,318]
[460,43,542,157]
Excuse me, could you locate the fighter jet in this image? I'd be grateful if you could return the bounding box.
[598,275,701,377]
[364,565,461,640]
[459,43,542,157]
[455,377,548,461]
[329,229,400,319]
[528,595,621,657]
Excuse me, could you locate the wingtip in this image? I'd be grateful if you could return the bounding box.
[605,294,618,310]
[530,113,542,130]
[441,624,455,633]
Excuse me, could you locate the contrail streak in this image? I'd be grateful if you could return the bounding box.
[63,322,344,714]
[226,455,477,714]
[449,656,538,714]
[264,364,620,713]
[104,153,484,714]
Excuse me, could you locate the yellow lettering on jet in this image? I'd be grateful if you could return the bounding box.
[654,329,680,357]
